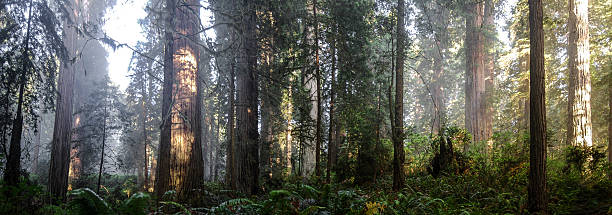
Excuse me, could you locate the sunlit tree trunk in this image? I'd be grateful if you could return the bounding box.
[155,0,204,199]
[235,0,259,195]
[567,0,592,147]
[5,0,33,186]
[392,0,406,191]
[49,1,77,199]
[528,0,547,212]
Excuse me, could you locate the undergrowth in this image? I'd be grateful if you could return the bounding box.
[1,132,611,214]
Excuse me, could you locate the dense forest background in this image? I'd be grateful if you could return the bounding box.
[0,0,611,214]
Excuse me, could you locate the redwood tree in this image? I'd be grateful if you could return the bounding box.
[49,1,77,199]
[528,0,547,212]
[567,0,592,147]
[235,0,259,195]
[392,0,406,191]
[155,0,204,199]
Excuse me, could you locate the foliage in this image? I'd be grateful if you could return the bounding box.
[67,188,112,215]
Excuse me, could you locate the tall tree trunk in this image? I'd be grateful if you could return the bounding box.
[314,0,322,178]
[528,0,547,212]
[464,0,486,149]
[49,1,77,199]
[96,101,108,194]
[484,0,495,153]
[5,0,33,186]
[140,73,149,190]
[567,0,592,147]
[226,60,236,189]
[327,32,336,183]
[155,0,204,199]
[32,116,41,174]
[392,0,406,191]
[235,0,259,195]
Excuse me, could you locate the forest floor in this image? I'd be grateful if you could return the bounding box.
[2,142,611,214]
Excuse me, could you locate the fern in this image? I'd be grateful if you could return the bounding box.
[119,192,151,215]
[67,188,112,215]
[160,201,191,215]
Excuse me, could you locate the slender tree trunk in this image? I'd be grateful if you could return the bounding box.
[49,1,76,200]
[528,0,547,212]
[327,33,336,183]
[235,0,259,195]
[313,0,322,178]
[96,102,108,194]
[155,0,204,199]
[608,73,611,175]
[32,116,41,174]
[226,57,236,189]
[140,73,149,190]
[567,0,592,147]
[5,0,33,186]
[484,0,495,153]
[392,0,406,191]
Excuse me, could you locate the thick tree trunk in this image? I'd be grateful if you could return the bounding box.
[235,0,259,195]
[567,0,592,147]
[155,0,204,200]
[392,0,406,191]
[49,3,76,199]
[528,0,548,212]
[464,0,487,149]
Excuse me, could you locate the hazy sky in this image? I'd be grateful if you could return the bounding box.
[102,0,516,92]
[104,0,147,91]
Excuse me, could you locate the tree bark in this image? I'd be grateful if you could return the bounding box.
[528,0,547,212]
[49,0,77,199]
[393,0,406,191]
[567,0,592,147]
[464,0,487,149]
[314,0,322,178]
[235,0,259,195]
[155,0,204,200]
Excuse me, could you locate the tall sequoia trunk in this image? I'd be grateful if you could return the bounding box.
[392,0,406,191]
[155,0,204,199]
[235,0,259,195]
[464,0,487,149]
[49,1,77,199]
[431,5,449,135]
[5,0,33,186]
[567,0,592,147]
[528,0,547,212]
